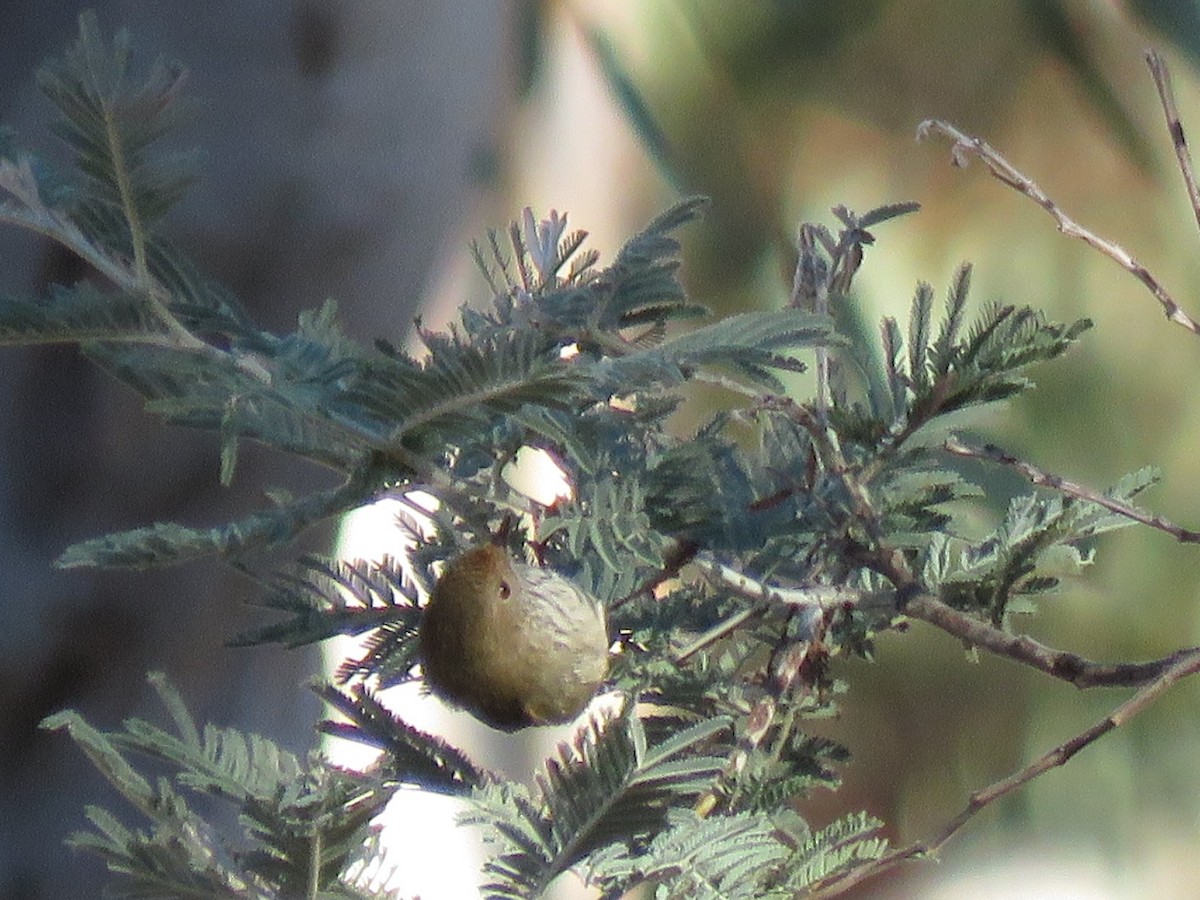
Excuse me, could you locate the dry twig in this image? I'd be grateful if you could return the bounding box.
[916,118,1200,336]
[944,436,1200,544]
[809,646,1200,897]
[901,592,1200,688]
[817,75,1200,893]
[1146,50,1200,238]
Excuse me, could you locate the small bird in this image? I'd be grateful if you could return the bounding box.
[419,543,609,731]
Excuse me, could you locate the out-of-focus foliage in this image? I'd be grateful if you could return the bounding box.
[507,0,1200,891]
[12,4,1200,896]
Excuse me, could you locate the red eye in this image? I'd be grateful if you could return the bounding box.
[499,580,512,599]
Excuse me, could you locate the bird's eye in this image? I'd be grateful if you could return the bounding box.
[498,580,512,599]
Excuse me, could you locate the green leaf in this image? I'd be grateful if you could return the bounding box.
[583,26,678,186]
[40,710,155,810]
[231,555,423,655]
[47,674,388,897]
[780,810,888,892]
[659,308,836,390]
[467,712,731,898]
[907,282,934,394]
[317,683,485,793]
[37,11,197,233]
[542,475,671,603]
[0,283,166,345]
[591,811,789,899]
[57,480,366,569]
[344,328,594,451]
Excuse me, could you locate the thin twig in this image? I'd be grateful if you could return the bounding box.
[758,404,1196,689]
[793,224,832,418]
[917,118,1200,336]
[688,555,1198,690]
[944,436,1200,543]
[767,395,915,586]
[688,369,765,400]
[673,558,893,664]
[673,605,763,665]
[610,540,698,612]
[902,592,1200,688]
[1146,50,1200,239]
[810,646,1200,897]
[697,557,887,612]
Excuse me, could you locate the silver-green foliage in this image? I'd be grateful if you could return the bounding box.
[5,12,1143,900]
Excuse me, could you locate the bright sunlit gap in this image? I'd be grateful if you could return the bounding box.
[329,448,574,898]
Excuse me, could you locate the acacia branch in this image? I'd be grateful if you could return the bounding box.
[917,118,1200,336]
[689,561,1200,691]
[675,556,896,665]
[756,401,1196,691]
[944,436,1200,544]
[810,646,1200,897]
[0,158,207,353]
[764,396,894,548]
[696,557,885,613]
[901,592,1200,688]
[1146,50,1200,240]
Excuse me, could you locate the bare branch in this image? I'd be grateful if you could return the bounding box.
[917,118,1200,336]
[670,557,896,665]
[1146,50,1200,240]
[944,436,1200,544]
[902,592,1200,688]
[810,646,1200,897]
[696,556,887,612]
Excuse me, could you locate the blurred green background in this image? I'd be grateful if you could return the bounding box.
[490,1,1200,895]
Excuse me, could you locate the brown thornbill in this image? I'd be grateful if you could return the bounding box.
[419,543,609,731]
